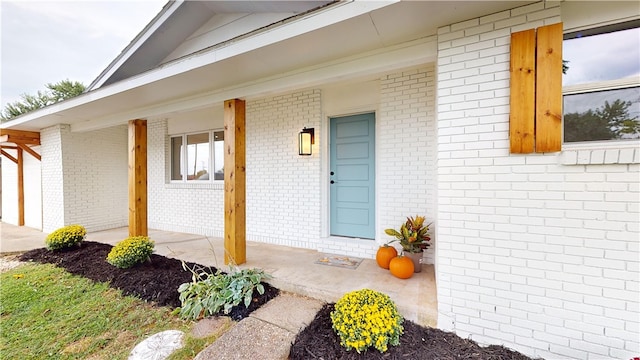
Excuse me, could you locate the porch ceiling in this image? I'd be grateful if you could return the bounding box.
[2,0,535,132]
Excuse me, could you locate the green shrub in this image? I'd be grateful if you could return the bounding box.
[45,224,86,250]
[106,236,155,269]
[330,289,404,353]
[177,265,271,320]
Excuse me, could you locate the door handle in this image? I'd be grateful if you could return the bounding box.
[330,180,335,184]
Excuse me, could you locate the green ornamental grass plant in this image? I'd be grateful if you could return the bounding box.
[106,236,155,269]
[330,288,404,353]
[45,224,87,250]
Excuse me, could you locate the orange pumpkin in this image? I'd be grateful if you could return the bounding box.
[389,255,414,279]
[376,245,398,269]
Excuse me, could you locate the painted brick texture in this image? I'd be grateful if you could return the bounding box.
[378,65,438,264]
[246,90,323,249]
[436,3,639,360]
[41,124,128,233]
[41,125,65,232]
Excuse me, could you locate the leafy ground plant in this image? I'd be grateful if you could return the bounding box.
[0,262,219,360]
[177,263,271,320]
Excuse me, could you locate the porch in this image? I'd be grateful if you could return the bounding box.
[0,223,437,327]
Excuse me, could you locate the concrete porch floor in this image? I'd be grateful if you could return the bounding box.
[0,223,437,327]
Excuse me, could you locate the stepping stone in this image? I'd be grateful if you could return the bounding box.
[191,316,232,339]
[250,292,324,333]
[129,330,184,360]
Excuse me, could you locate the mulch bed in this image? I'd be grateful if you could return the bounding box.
[18,241,279,321]
[18,241,535,359]
[290,304,535,360]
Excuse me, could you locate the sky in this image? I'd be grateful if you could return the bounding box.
[0,0,166,109]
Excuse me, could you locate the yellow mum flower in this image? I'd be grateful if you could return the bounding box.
[330,289,404,353]
[106,236,155,269]
[45,224,87,251]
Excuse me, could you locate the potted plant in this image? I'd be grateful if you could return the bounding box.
[384,215,431,273]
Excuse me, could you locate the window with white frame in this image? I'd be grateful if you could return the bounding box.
[170,130,224,182]
[562,20,640,143]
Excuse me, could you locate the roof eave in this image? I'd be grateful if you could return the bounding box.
[86,0,181,91]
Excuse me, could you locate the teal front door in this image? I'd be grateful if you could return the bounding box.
[330,113,375,239]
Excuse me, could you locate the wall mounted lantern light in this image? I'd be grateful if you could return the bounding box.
[298,127,315,156]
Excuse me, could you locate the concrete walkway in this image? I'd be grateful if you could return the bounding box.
[195,292,324,359]
[0,222,48,253]
[1,222,438,358]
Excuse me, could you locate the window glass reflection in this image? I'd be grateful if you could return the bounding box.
[170,136,183,181]
[186,133,210,180]
[563,27,639,87]
[564,86,640,142]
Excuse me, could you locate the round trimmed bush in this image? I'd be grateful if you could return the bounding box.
[45,224,86,251]
[106,236,155,269]
[330,288,404,353]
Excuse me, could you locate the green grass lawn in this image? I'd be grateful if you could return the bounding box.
[0,262,230,359]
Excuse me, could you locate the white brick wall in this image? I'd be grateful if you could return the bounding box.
[41,125,65,232]
[378,66,438,264]
[246,90,323,249]
[436,2,639,359]
[41,124,128,233]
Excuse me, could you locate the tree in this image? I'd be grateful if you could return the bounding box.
[1,80,85,122]
[46,80,85,103]
[564,109,614,142]
[564,99,639,142]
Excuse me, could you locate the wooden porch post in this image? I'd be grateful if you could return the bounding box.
[1,129,40,227]
[17,147,24,226]
[224,99,246,265]
[128,119,148,237]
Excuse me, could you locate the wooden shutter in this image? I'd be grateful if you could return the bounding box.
[509,29,536,154]
[535,23,563,153]
[509,23,563,153]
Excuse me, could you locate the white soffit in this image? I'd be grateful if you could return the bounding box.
[73,37,437,132]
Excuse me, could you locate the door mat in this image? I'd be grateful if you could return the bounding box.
[315,254,363,269]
